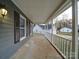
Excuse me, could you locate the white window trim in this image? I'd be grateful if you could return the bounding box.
[20,15,26,41]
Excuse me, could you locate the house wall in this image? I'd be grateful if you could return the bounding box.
[0,0,32,59]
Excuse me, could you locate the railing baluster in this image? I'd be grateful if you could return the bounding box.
[60,37,62,51]
[65,40,67,56]
[66,41,68,59]
[62,40,64,54]
[68,41,72,59]
[59,37,61,51]
[63,39,65,54]
[61,39,63,51]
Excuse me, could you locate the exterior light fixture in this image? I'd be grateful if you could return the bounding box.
[0,8,7,17]
[0,3,8,18]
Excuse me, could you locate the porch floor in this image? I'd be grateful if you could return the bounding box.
[10,33,63,59]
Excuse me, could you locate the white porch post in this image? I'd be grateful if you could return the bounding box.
[51,19,53,43]
[72,0,78,59]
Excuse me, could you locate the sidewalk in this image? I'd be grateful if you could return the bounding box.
[10,33,63,59]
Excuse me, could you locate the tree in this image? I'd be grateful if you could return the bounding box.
[55,19,72,32]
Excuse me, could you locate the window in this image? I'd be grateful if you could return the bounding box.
[14,11,26,43]
[20,15,26,41]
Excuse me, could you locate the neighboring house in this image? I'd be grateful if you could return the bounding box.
[60,27,72,32]
[33,25,43,33]
[39,24,52,30]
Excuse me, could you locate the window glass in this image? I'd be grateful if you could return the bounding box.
[20,16,26,38]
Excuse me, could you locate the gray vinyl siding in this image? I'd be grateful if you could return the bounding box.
[0,0,31,59]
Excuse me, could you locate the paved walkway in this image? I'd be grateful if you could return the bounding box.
[10,34,63,59]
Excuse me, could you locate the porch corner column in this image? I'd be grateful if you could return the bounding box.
[72,0,78,59]
[51,19,53,42]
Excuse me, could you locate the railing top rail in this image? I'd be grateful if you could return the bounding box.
[44,31,72,41]
[53,34,72,41]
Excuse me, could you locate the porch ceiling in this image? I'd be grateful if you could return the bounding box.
[11,0,66,24]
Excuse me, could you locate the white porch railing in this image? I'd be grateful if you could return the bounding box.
[53,34,72,59]
[44,32,72,59]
